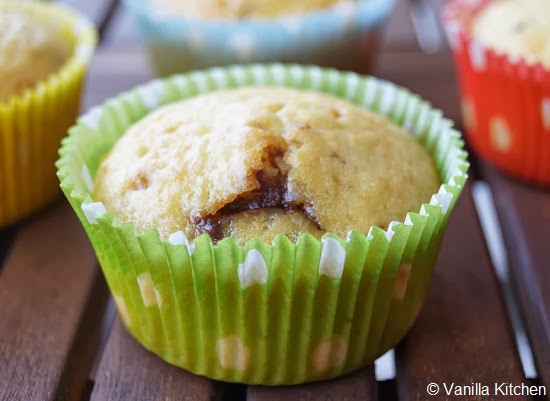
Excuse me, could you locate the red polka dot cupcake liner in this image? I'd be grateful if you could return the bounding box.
[443,0,550,186]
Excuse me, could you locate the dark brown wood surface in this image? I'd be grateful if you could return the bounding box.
[248,366,378,401]
[483,166,550,391]
[0,205,108,401]
[382,0,418,51]
[91,319,222,401]
[377,52,460,122]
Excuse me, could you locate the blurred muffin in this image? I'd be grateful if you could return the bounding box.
[443,0,550,185]
[58,65,468,385]
[93,87,440,244]
[0,11,70,103]
[122,0,395,75]
[0,1,96,227]
[472,0,550,68]
[150,0,355,19]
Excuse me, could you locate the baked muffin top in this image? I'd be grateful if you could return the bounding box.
[472,0,550,68]
[149,0,354,20]
[94,87,440,244]
[0,11,70,103]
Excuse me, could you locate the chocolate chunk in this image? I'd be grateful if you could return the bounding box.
[192,144,321,241]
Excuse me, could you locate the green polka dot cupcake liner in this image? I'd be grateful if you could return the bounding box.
[57,64,468,385]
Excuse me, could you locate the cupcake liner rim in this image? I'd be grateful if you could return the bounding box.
[57,64,469,257]
[124,0,396,28]
[0,0,98,111]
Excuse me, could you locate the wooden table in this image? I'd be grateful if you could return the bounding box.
[1,1,549,400]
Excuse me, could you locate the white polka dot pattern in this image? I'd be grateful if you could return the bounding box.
[217,336,250,370]
[468,40,487,71]
[393,264,411,300]
[81,201,107,224]
[113,294,132,327]
[187,30,206,48]
[137,272,162,307]
[168,231,195,256]
[490,116,513,152]
[238,250,268,289]
[542,98,550,130]
[461,98,476,133]
[319,238,346,279]
[312,336,348,373]
[230,33,256,61]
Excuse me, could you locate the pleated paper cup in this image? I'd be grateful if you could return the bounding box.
[122,0,395,76]
[443,0,550,186]
[0,0,97,228]
[57,64,468,385]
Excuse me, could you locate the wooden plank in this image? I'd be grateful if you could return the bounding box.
[395,184,529,401]
[248,366,377,401]
[101,1,138,46]
[57,0,119,39]
[482,165,550,391]
[0,204,108,401]
[82,48,153,111]
[90,318,221,401]
[408,0,447,53]
[0,226,17,270]
[376,51,460,123]
[82,49,461,122]
[381,0,419,51]
[55,274,110,400]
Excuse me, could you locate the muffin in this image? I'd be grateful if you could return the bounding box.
[122,0,395,76]
[0,11,70,103]
[57,64,468,385]
[472,0,550,68]
[150,0,354,19]
[443,0,550,185]
[93,87,441,245]
[0,1,97,227]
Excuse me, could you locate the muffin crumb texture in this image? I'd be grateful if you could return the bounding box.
[150,0,354,19]
[472,0,550,68]
[0,11,70,103]
[94,87,440,244]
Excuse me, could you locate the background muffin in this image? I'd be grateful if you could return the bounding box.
[0,1,96,228]
[122,0,395,76]
[0,11,70,103]
[150,0,354,19]
[472,0,550,68]
[443,0,550,185]
[58,65,468,385]
[94,87,440,244]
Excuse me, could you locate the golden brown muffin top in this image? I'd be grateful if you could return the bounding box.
[472,0,550,68]
[94,87,440,244]
[149,0,354,20]
[0,11,70,103]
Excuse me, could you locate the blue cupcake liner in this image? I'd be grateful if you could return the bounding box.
[123,0,396,75]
